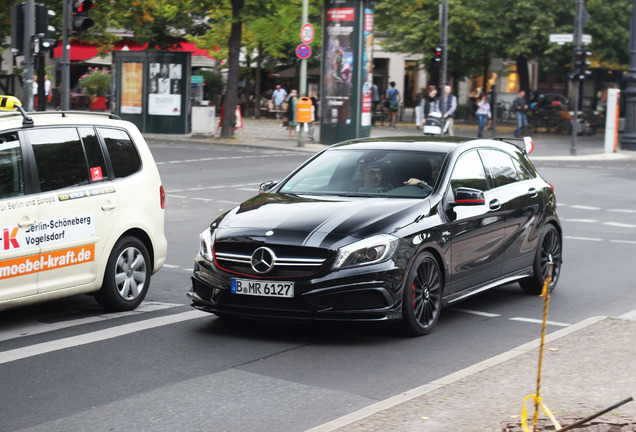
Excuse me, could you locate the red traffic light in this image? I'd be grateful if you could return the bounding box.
[432,46,443,63]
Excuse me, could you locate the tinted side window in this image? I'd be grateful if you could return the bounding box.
[29,128,89,192]
[479,149,518,188]
[99,128,141,179]
[450,150,488,191]
[512,157,531,181]
[0,132,24,199]
[79,127,108,182]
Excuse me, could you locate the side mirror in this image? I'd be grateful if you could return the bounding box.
[453,187,485,206]
[259,181,277,194]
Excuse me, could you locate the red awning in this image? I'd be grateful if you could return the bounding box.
[53,40,216,62]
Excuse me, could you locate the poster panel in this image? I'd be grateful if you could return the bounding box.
[361,8,374,127]
[148,62,182,116]
[324,5,356,126]
[121,63,143,114]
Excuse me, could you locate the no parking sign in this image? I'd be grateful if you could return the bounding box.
[296,44,312,59]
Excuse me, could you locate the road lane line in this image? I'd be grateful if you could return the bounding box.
[509,317,570,327]
[610,240,636,245]
[0,302,183,342]
[607,209,636,213]
[0,310,207,365]
[451,308,501,318]
[569,205,601,210]
[562,219,599,223]
[564,236,602,242]
[603,222,636,228]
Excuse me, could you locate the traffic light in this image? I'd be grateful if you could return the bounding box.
[72,0,95,36]
[432,46,443,64]
[10,3,24,56]
[570,48,591,81]
[36,4,57,51]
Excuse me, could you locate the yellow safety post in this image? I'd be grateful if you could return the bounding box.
[521,262,560,432]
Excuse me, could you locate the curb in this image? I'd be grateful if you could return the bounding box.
[305,315,609,432]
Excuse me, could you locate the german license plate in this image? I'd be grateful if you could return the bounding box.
[231,279,294,298]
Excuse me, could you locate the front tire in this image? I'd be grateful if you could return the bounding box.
[95,236,151,311]
[519,224,562,295]
[400,252,443,336]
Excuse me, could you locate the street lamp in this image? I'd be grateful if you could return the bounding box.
[620,0,636,151]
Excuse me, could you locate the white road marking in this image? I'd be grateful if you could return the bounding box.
[569,205,601,210]
[564,236,602,242]
[162,264,179,268]
[608,209,636,213]
[166,194,186,199]
[451,308,501,318]
[611,240,636,245]
[509,317,570,327]
[0,310,207,365]
[0,302,183,343]
[603,222,636,228]
[562,219,599,223]
[218,200,240,204]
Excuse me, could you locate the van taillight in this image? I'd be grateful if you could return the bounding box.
[160,185,165,209]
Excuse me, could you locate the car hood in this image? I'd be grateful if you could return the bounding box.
[215,193,428,248]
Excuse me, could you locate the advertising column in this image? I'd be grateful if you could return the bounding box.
[320,0,373,145]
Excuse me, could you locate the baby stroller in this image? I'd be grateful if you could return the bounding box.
[422,112,449,136]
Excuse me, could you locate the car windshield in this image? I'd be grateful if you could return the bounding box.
[279,148,446,198]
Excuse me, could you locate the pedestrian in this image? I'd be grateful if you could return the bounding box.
[286,89,298,139]
[476,93,491,138]
[371,83,380,124]
[307,94,318,141]
[443,85,457,136]
[512,90,529,138]
[421,85,440,120]
[414,87,427,129]
[385,81,400,128]
[272,84,287,119]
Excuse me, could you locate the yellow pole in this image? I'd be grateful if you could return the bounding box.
[533,262,554,432]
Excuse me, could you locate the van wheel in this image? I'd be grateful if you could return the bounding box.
[96,236,151,311]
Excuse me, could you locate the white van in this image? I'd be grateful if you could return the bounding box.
[0,96,167,311]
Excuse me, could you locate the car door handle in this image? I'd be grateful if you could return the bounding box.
[101,202,116,211]
[528,187,538,198]
[18,219,36,228]
[489,199,501,211]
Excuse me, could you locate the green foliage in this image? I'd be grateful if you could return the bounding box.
[194,69,225,101]
[374,0,632,82]
[78,68,111,97]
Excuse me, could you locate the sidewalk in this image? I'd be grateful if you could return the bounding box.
[144,117,636,162]
[307,312,636,432]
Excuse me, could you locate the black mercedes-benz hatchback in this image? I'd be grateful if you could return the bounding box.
[188,136,562,336]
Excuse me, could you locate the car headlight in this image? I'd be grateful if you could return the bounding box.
[199,228,215,262]
[333,234,399,269]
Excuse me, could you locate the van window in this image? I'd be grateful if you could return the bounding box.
[79,127,108,182]
[0,132,24,199]
[99,128,141,178]
[28,128,89,192]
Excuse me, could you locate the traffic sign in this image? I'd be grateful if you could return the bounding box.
[296,44,312,59]
[300,23,314,44]
[549,33,592,45]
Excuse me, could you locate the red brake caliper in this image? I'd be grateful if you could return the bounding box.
[412,283,417,307]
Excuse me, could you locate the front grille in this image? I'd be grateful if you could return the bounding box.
[214,242,330,278]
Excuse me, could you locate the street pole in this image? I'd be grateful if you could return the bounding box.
[297,0,309,147]
[620,0,636,151]
[571,0,584,156]
[439,0,448,117]
[23,0,35,112]
[61,0,71,111]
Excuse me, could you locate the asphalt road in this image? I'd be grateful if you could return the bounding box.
[1,141,634,432]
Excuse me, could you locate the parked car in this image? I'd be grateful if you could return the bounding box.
[189,135,562,336]
[0,96,167,312]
